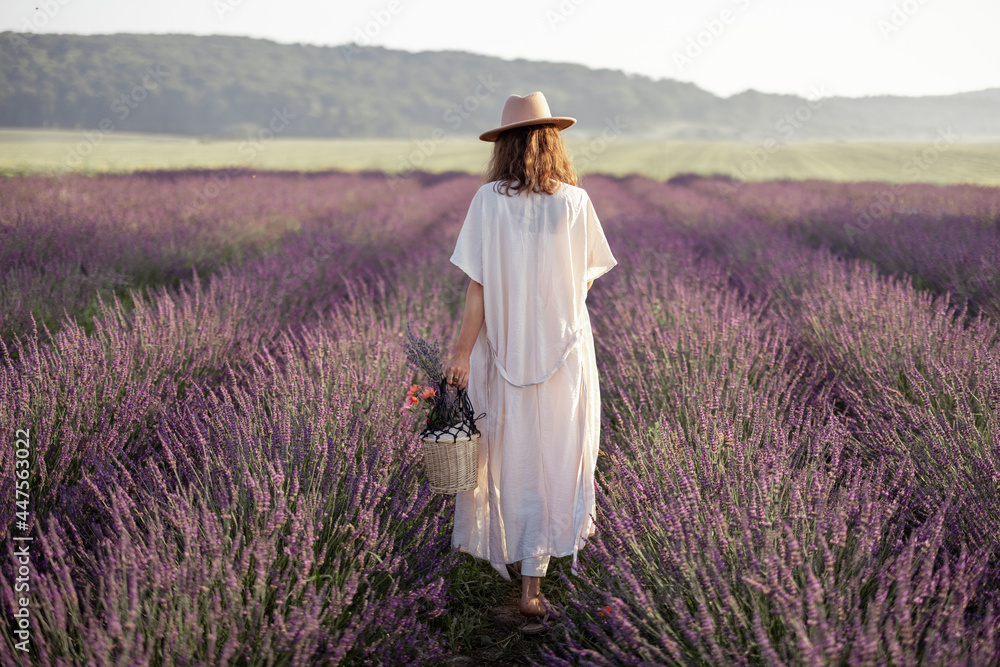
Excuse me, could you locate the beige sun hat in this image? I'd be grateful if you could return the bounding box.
[479,91,577,142]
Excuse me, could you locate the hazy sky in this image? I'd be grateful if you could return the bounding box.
[3,0,998,99]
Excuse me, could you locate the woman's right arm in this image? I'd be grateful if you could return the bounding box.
[586,280,593,291]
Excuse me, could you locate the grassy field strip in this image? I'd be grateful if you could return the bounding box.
[2,128,999,184]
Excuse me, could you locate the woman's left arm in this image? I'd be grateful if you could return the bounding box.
[444,279,484,390]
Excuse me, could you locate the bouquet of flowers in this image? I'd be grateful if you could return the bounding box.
[400,383,438,431]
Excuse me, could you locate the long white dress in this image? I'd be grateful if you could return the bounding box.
[448,179,618,581]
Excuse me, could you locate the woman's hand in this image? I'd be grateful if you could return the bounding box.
[443,352,471,390]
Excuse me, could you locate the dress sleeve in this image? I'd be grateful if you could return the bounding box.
[450,189,484,285]
[584,193,617,283]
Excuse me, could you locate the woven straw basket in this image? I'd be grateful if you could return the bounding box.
[420,422,479,494]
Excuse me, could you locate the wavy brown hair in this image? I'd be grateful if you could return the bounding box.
[484,124,578,196]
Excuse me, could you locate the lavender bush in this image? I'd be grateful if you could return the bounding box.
[540,223,998,665]
[0,169,417,357]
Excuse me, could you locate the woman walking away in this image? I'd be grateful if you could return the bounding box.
[443,91,618,636]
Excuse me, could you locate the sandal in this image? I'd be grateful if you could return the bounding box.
[518,602,551,636]
[519,602,561,635]
[520,619,548,636]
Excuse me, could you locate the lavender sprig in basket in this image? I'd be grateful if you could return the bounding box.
[402,321,483,494]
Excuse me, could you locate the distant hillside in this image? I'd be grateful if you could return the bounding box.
[1,32,998,142]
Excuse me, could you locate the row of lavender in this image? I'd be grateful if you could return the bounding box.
[1,170,998,663]
[0,172,483,663]
[541,176,1000,664]
[680,175,1000,321]
[0,169,437,357]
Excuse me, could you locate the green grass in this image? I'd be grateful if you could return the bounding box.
[3,128,1000,185]
[435,554,575,665]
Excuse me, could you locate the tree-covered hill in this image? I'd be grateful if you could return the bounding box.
[2,32,998,141]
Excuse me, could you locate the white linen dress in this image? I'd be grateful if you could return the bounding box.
[448,179,618,581]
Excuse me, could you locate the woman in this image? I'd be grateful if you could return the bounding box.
[444,92,617,634]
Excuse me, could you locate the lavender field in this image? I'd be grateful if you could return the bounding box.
[1,169,999,665]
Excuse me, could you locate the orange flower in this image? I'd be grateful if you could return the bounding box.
[420,387,437,400]
[406,384,421,396]
[401,395,419,412]
[597,605,612,617]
